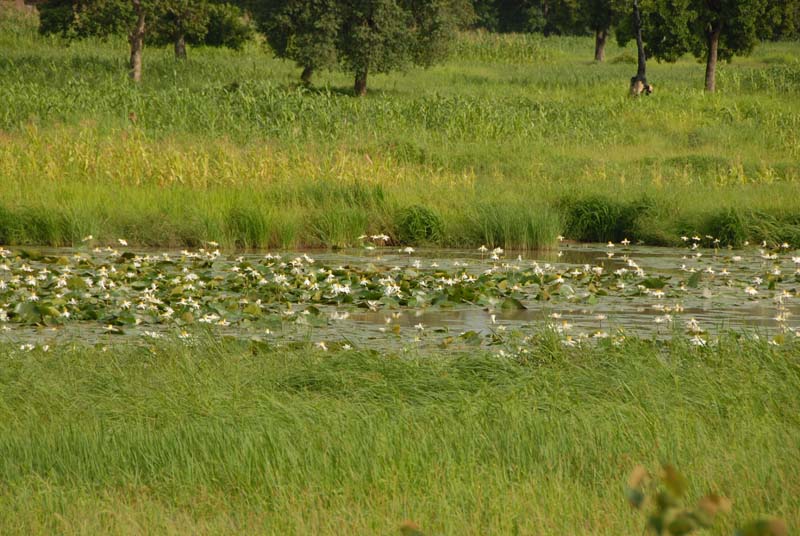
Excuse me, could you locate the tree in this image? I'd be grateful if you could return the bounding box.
[149,0,211,60]
[203,2,253,50]
[470,0,500,30]
[254,0,470,94]
[470,1,624,61]
[128,0,146,81]
[149,1,252,58]
[336,0,411,95]
[582,0,625,61]
[38,0,252,81]
[620,0,768,92]
[545,0,626,61]
[38,0,151,80]
[250,0,341,84]
[338,0,469,96]
[759,0,800,40]
[629,0,652,94]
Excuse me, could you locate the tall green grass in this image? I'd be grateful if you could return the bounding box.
[0,335,797,534]
[1,6,799,248]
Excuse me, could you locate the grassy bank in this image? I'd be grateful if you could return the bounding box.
[0,335,798,534]
[1,6,800,248]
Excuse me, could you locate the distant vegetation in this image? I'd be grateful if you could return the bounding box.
[1,5,798,249]
[31,0,800,91]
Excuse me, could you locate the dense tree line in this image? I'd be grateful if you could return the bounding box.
[38,0,253,80]
[470,0,799,40]
[35,0,800,92]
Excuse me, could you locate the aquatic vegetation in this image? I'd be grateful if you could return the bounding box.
[562,195,653,243]
[1,242,798,351]
[394,205,444,245]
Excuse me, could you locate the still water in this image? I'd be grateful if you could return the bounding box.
[1,242,798,349]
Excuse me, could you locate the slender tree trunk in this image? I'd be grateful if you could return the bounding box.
[301,65,314,85]
[628,0,652,95]
[594,28,608,62]
[174,34,187,60]
[354,69,367,97]
[129,0,146,82]
[634,0,646,80]
[705,21,722,92]
[541,0,551,35]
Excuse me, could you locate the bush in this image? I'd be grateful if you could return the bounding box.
[563,195,652,243]
[394,205,444,245]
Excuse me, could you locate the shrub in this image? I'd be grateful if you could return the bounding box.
[394,205,443,245]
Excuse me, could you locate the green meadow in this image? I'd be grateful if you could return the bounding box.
[1,337,798,534]
[1,7,800,249]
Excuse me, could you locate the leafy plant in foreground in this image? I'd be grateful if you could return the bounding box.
[626,464,788,536]
[396,464,790,535]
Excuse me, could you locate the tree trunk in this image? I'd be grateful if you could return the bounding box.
[705,21,722,92]
[301,65,314,85]
[174,34,187,60]
[594,29,608,62]
[629,0,652,95]
[128,0,146,82]
[354,69,367,97]
[633,0,646,80]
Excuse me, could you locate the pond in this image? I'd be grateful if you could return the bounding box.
[1,240,798,352]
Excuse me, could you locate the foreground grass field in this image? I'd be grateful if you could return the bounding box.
[0,336,798,534]
[1,7,800,248]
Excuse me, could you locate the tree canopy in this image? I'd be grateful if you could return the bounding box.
[252,0,473,95]
[34,0,798,92]
[616,0,768,91]
[38,0,252,81]
[250,0,341,84]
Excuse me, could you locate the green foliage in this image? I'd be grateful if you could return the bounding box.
[626,465,788,536]
[563,196,651,243]
[37,0,252,64]
[545,0,626,35]
[468,0,626,36]
[254,0,470,92]
[461,201,560,249]
[148,0,211,49]
[203,2,253,50]
[735,519,789,536]
[627,464,731,535]
[618,0,769,88]
[251,0,341,77]
[38,0,136,39]
[0,336,798,532]
[394,205,444,244]
[1,27,799,248]
[759,0,800,40]
[336,0,419,89]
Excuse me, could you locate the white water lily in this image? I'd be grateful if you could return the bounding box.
[689,335,707,347]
